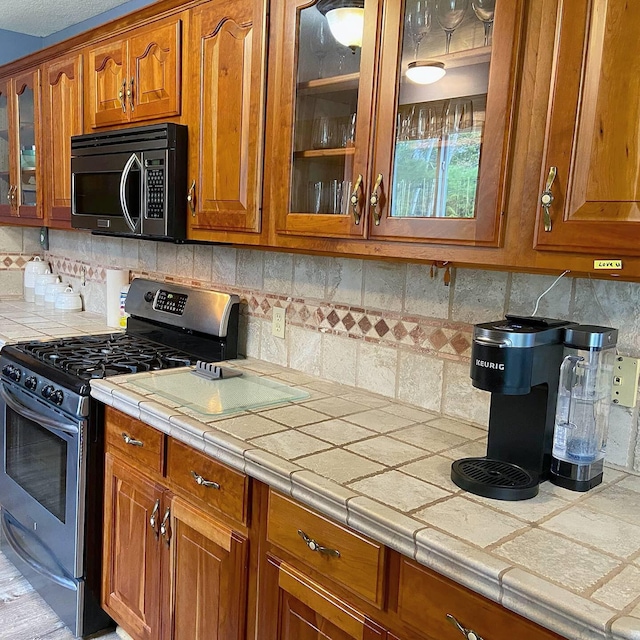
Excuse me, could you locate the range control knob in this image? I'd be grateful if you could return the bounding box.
[8,366,21,382]
[1,365,11,377]
[42,385,55,399]
[144,291,155,303]
[25,376,38,391]
[50,390,64,406]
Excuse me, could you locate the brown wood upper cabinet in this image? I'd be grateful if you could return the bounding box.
[85,16,182,129]
[534,0,640,255]
[266,0,523,246]
[0,69,43,225]
[186,0,267,239]
[42,54,83,229]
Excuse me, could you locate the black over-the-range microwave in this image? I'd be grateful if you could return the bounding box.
[71,123,188,241]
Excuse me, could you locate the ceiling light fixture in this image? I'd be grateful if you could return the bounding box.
[406,60,446,85]
[317,0,365,51]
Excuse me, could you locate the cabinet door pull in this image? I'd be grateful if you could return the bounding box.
[121,432,143,447]
[6,186,12,207]
[119,79,127,113]
[127,78,134,112]
[160,507,171,546]
[540,166,557,232]
[187,179,196,216]
[297,529,340,558]
[446,613,484,640]
[350,174,363,224]
[149,499,160,538]
[370,173,384,225]
[190,470,220,490]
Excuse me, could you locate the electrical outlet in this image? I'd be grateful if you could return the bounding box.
[272,307,286,339]
[612,356,640,408]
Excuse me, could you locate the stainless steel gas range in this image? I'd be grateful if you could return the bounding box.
[0,278,240,637]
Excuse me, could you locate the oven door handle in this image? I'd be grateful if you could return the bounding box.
[1,510,77,591]
[119,152,142,233]
[0,386,79,436]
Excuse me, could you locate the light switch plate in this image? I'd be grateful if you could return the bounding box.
[612,356,640,408]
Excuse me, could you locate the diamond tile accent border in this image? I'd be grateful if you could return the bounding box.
[0,253,38,270]
[45,254,473,360]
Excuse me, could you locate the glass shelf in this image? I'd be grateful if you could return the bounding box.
[297,72,360,95]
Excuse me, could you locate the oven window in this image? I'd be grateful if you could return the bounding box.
[6,409,67,523]
[74,170,141,216]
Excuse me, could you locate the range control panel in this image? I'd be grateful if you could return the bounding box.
[154,290,188,315]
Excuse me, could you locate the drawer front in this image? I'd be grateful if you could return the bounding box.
[267,491,385,607]
[166,438,249,525]
[397,558,563,640]
[105,407,165,474]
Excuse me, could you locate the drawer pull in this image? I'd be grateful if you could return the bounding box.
[446,613,484,640]
[121,432,143,447]
[190,470,220,490]
[297,529,340,558]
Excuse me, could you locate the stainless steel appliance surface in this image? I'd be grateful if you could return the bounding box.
[71,123,188,240]
[0,279,240,637]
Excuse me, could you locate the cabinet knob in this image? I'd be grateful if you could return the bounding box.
[190,470,220,490]
[121,432,143,447]
[297,529,340,558]
[149,499,160,538]
[187,179,197,216]
[446,613,484,640]
[350,174,363,225]
[119,78,127,113]
[540,166,557,232]
[128,78,135,112]
[160,507,171,546]
[370,173,384,225]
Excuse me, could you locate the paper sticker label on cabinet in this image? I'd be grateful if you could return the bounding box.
[593,260,622,270]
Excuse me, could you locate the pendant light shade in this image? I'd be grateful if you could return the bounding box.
[317,0,365,50]
[406,60,446,84]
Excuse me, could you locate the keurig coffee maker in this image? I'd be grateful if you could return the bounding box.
[451,315,574,500]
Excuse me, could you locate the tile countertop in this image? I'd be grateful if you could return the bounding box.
[0,297,115,345]
[88,359,639,640]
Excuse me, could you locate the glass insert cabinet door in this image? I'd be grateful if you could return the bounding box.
[271,0,381,239]
[371,0,523,245]
[0,80,11,215]
[16,79,37,209]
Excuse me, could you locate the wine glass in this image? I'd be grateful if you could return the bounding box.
[405,0,433,60]
[472,0,495,46]
[435,0,469,53]
[310,18,331,78]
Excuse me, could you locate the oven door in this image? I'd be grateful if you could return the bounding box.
[71,151,142,234]
[0,381,86,578]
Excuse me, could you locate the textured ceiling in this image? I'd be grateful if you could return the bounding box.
[0,0,132,37]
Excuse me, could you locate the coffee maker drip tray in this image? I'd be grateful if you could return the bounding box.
[451,457,540,500]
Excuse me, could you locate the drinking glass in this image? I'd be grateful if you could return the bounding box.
[435,0,469,53]
[310,18,331,78]
[405,0,433,59]
[471,0,495,46]
[312,115,334,149]
[310,181,325,213]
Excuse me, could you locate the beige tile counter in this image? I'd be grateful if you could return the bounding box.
[0,297,114,345]
[89,358,639,640]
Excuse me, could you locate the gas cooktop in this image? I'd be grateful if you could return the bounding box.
[11,333,197,380]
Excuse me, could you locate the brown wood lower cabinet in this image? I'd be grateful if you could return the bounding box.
[259,554,387,640]
[102,408,248,640]
[101,408,566,640]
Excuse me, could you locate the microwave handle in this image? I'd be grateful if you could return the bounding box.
[120,152,142,233]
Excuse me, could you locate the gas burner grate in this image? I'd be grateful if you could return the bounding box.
[450,457,540,501]
[15,333,198,379]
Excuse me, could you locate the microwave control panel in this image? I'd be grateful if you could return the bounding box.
[145,159,165,219]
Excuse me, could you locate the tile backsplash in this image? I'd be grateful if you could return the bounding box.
[5,226,639,475]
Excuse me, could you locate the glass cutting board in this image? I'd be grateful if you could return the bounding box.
[131,370,309,416]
